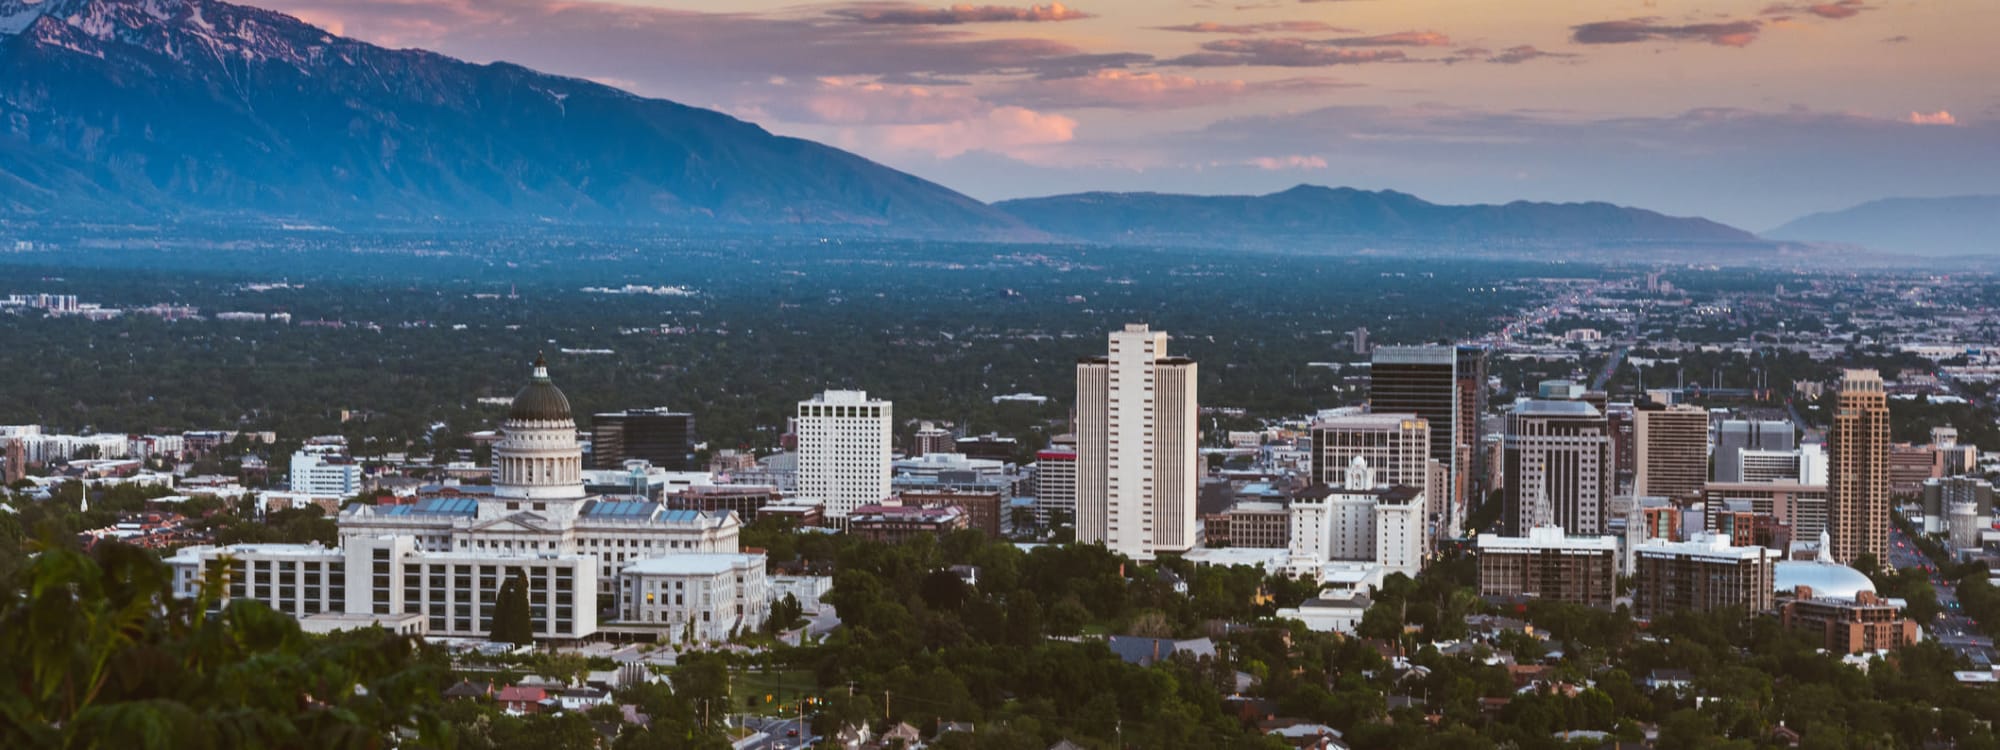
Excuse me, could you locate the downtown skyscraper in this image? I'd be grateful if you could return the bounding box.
[1076,324,1197,559]
[1370,344,1488,534]
[1828,369,1890,565]
[796,390,893,524]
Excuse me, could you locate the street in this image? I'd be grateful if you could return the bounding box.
[1887,524,1995,667]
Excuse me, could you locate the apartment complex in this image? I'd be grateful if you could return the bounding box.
[1632,534,1780,619]
[1827,369,1890,565]
[1475,526,1618,606]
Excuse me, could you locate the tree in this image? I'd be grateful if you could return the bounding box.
[491,573,535,645]
[0,536,449,748]
[767,593,804,635]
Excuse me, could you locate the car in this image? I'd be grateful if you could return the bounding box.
[788,729,799,737]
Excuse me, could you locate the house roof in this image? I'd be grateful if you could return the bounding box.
[1106,636,1217,666]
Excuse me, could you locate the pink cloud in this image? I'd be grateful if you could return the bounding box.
[1320,31,1452,48]
[1906,110,1957,126]
[1003,70,1351,109]
[1248,155,1328,170]
[877,106,1078,158]
[825,2,1092,25]
[1168,38,1409,67]
[1156,20,1355,34]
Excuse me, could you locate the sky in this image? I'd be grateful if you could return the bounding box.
[255,0,1999,230]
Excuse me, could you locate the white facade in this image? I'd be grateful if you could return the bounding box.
[1287,458,1427,580]
[291,448,362,498]
[1076,324,1198,559]
[164,357,761,644]
[619,553,769,643]
[1031,438,1078,525]
[795,390,892,522]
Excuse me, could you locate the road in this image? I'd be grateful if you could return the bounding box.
[1887,524,1995,667]
[738,715,818,750]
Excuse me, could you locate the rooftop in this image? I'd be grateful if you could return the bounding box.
[621,553,765,576]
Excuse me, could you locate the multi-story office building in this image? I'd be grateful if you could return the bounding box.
[1632,404,1709,499]
[795,390,893,524]
[1737,449,1802,483]
[590,408,697,471]
[1632,534,1779,619]
[954,433,1020,464]
[911,421,954,457]
[668,485,783,523]
[1076,324,1198,559]
[1369,345,1486,527]
[167,357,764,644]
[1715,420,1795,482]
[1032,436,1078,526]
[1503,400,1615,535]
[1475,526,1618,605]
[1920,476,1993,535]
[290,446,361,498]
[1206,501,1291,549]
[1827,370,1890,565]
[1704,481,1830,543]
[1888,443,1938,497]
[1604,402,1637,494]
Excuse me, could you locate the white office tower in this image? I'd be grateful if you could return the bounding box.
[1077,324,1198,559]
[290,445,361,498]
[796,390,894,524]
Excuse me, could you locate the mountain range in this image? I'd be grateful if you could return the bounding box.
[0,0,1772,251]
[1764,196,2000,257]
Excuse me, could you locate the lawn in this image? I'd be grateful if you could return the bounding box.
[730,668,817,715]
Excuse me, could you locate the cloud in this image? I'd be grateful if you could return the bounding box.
[1763,0,1868,19]
[1319,31,1452,47]
[1907,110,1957,126]
[1165,38,1409,67]
[1000,70,1352,109]
[1155,20,1354,34]
[1571,18,1762,47]
[255,0,1149,88]
[875,106,1079,158]
[824,2,1092,25]
[1247,155,1328,169]
[1485,45,1579,64]
[1881,35,1909,43]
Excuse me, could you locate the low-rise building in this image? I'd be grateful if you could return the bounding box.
[848,503,967,544]
[897,489,1004,539]
[1776,587,1919,654]
[617,553,768,643]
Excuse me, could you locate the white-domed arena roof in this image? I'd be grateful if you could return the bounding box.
[1774,560,1876,600]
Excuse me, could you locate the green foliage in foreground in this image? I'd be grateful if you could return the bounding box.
[0,534,451,749]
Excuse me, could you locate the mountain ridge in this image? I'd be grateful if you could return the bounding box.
[0,0,1033,235]
[0,0,1771,251]
[994,184,1765,250]
[1765,195,2000,257]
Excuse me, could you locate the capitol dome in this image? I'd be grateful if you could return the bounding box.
[508,354,573,423]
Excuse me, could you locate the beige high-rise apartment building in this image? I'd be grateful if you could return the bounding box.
[1633,403,1710,499]
[1827,369,1890,565]
[1076,324,1198,559]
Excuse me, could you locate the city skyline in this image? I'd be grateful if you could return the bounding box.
[250,0,2000,228]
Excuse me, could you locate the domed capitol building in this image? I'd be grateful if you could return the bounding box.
[169,357,768,642]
